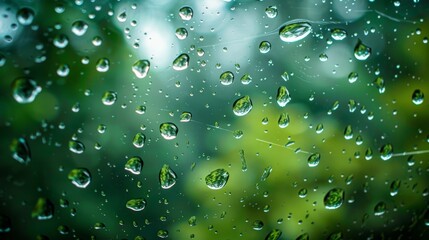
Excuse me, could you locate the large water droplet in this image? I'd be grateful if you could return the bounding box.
[220,71,234,85]
[172,53,189,71]
[10,137,31,164]
[265,229,282,240]
[307,153,320,167]
[68,168,91,188]
[354,40,371,60]
[11,77,42,104]
[126,198,146,211]
[132,59,150,79]
[71,20,88,36]
[175,27,188,40]
[259,41,271,54]
[380,143,393,160]
[16,7,35,26]
[324,188,345,209]
[232,95,253,116]
[205,168,229,190]
[179,6,193,21]
[101,91,117,105]
[68,140,85,154]
[276,86,291,107]
[279,22,312,43]
[31,198,54,220]
[125,156,144,175]
[159,164,177,189]
[278,113,290,128]
[132,132,146,148]
[412,89,424,105]
[159,122,178,140]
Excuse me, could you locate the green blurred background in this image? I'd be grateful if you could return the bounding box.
[0,0,428,239]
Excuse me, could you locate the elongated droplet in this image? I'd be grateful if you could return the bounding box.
[232,95,253,116]
[344,125,353,140]
[265,229,282,240]
[390,180,401,196]
[132,132,146,148]
[373,77,385,93]
[132,59,150,78]
[159,122,178,140]
[126,198,146,211]
[125,156,144,175]
[324,188,345,209]
[68,168,91,188]
[239,149,247,172]
[32,198,54,220]
[159,164,177,189]
[260,166,272,182]
[10,137,31,164]
[205,168,229,190]
[172,53,189,71]
[11,77,42,104]
[296,233,310,240]
[279,22,312,43]
[276,86,291,107]
[374,201,387,216]
[380,144,393,160]
[354,40,371,60]
[278,113,290,128]
[307,153,320,167]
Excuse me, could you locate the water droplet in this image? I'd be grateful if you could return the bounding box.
[390,180,401,196]
[412,89,424,105]
[132,133,146,148]
[328,232,343,240]
[374,201,387,216]
[159,122,178,140]
[331,28,347,40]
[316,124,324,134]
[265,229,282,240]
[373,77,385,93]
[307,153,320,167]
[259,41,271,53]
[220,71,234,85]
[281,71,289,81]
[57,64,70,77]
[179,6,193,21]
[172,53,189,71]
[157,229,169,239]
[240,74,252,85]
[205,168,229,190]
[365,147,373,160]
[348,72,358,83]
[68,168,91,188]
[354,40,371,60]
[126,198,146,211]
[11,77,42,104]
[279,22,312,43]
[32,198,54,220]
[159,164,177,189]
[232,95,253,116]
[175,27,188,40]
[380,143,393,160]
[324,188,345,209]
[260,166,272,182]
[101,91,117,105]
[265,6,278,18]
[252,220,264,230]
[319,53,328,62]
[10,137,31,164]
[135,105,146,114]
[233,130,244,139]
[298,188,308,198]
[296,233,310,240]
[96,58,110,72]
[117,11,127,22]
[132,59,150,79]
[125,156,143,175]
[180,112,192,122]
[278,113,290,128]
[276,86,291,107]
[71,20,88,36]
[94,222,105,230]
[344,125,353,140]
[0,215,11,232]
[17,7,35,26]
[239,149,248,172]
[68,140,85,154]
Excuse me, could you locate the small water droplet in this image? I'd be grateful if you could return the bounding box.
[172,53,189,71]
[348,72,358,83]
[132,59,150,79]
[281,71,289,81]
[331,28,347,40]
[96,58,110,72]
[412,89,424,105]
[101,91,117,105]
[265,6,278,18]
[32,198,54,220]
[159,122,178,140]
[117,11,127,22]
[205,168,230,190]
[252,220,264,230]
[374,201,387,216]
[10,137,31,164]
[220,71,234,85]
[159,164,177,189]
[68,140,85,154]
[179,6,193,21]
[180,112,192,122]
[11,77,42,104]
[308,153,320,167]
[390,180,401,196]
[278,113,290,128]
[175,27,188,40]
[324,188,345,209]
[132,133,146,148]
[232,95,253,116]
[354,40,371,60]
[260,166,272,182]
[240,74,252,85]
[71,20,88,36]
[276,86,291,107]
[188,216,197,226]
[157,229,169,239]
[316,124,324,134]
[125,156,143,175]
[380,143,393,160]
[344,125,353,140]
[373,77,385,93]
[68,168,91,188]
[279,22,312,43]
[265,229,282,240]
[126,198,146,211]
[259,41,271,53]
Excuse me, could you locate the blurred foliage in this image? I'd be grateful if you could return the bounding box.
[0,0,429,239]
